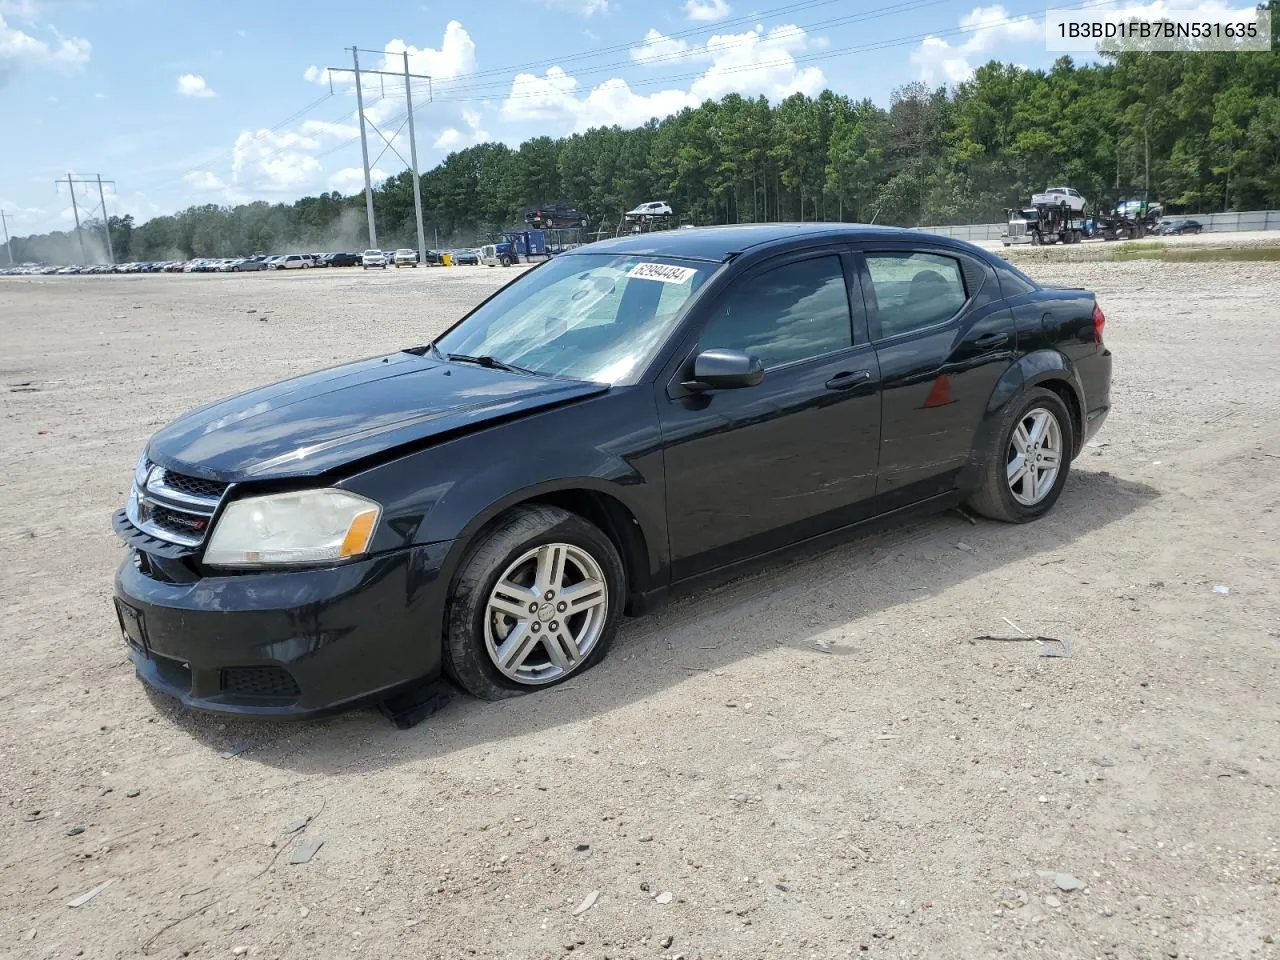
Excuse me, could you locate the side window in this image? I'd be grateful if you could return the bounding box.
[864,252,967,340]
[697,256,852,369]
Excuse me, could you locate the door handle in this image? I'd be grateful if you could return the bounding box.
[825,369,873,391]
[974,332,1009,349]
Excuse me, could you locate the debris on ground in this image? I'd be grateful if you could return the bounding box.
[955,541,974,552]
[1055,873,1083,891]
[1213,584,1230,595]
[283,816,312,834]
[973,634,1070,658]
[219,743,251,759]
[124,789,140,798]
[571,890,600,916]
[67,879,114,908]
[654,891,673,905]
[289,837,324,865]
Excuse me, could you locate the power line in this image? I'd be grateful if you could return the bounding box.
[436,0,1120,103]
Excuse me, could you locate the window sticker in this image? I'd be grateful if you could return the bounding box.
[626,262,697,285]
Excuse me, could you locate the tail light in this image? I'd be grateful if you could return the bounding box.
[1092,303,1106,344]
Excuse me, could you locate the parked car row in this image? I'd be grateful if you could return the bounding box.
[1,248,490,277]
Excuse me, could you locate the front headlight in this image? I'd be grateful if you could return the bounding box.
[204,489,381,567]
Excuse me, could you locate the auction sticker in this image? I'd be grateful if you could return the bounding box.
[627,262,697,284]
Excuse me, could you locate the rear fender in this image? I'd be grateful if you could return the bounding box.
[960,349,1087,489]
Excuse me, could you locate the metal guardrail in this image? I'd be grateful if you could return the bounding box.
[917,210,1280,240]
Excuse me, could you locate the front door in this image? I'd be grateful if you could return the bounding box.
[658,250,883,581]
[855,244,1016,501]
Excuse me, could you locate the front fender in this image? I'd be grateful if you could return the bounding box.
[339,388,667,588]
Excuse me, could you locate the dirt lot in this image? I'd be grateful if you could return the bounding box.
[1,258,1278,960]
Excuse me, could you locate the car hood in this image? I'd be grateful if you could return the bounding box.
[146,351,609,482]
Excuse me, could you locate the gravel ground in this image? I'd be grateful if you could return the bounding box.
[1,259,1277,960]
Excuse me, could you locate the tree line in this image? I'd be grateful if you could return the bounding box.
[10,44,1280,264]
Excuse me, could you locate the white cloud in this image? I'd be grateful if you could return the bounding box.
[328,166,387,194]
[304,20,477,91]
[630,29,703,66]
[299,118,361,140]
[433,108,490,149]
[685,0,730,21]
[0,12,90,83]
[231,129,323,193]
[183,170,225,191]
[516,23,823,131]
[910,4,1043,85]
[176,73,215,97]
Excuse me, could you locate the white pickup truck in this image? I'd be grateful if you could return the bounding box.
[1030,186,1087,213]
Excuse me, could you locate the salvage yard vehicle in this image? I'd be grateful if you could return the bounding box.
[112,224,1112,718]
[394,248,419,268]
[1030,187,1087,213]
[361,249,388,269]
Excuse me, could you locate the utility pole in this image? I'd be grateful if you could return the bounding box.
[57,174,116,264]
[63,174,87,263]
[326,48,432,257]
[351,47,377,249]
[0,209,12,265]
[403,50,426,265]
[96,174,114,264]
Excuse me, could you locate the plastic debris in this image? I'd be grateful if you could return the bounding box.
[654,891,673,905]
[572,890,600,916]
[1213,584,1230,595]
[67,879,114,908]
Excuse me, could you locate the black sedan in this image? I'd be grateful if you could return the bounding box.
[320,252,362,267]
[112,224,1112,718]
[1160,218,1203,236]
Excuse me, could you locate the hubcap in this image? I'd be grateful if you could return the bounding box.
[483,543,608,685]
[1006,407,1063,506]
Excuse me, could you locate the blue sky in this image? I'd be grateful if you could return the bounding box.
[2,0,1068,236]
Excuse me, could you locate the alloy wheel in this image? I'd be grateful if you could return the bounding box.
[1007,407,1063,506]
[483,543,609,685]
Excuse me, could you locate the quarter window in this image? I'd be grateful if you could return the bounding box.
[864,252,967,339]
[697,256,853,369]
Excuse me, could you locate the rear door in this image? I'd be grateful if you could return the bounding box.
[658,249,883,580]
[855,243,1015,501]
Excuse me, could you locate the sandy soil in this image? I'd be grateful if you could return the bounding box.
[1,260,1277,960]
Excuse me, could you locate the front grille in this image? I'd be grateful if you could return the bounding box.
[125,462,227,548]
[221,667,301,700]
[150,504,213,540]
[1008,221,1026,238]
[156,470,227,500]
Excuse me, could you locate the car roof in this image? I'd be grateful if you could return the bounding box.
[568,223,934,263]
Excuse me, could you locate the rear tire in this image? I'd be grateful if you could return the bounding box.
[445,505,625,701]
[966,388,1074,523]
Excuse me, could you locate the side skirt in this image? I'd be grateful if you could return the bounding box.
[630,489,962,614]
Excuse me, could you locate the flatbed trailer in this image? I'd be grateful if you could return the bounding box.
[1002,202,1086,246]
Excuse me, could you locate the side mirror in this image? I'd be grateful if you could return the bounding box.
[682,348,764,391]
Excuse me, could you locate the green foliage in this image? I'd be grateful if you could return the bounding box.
[12,49,1280,263]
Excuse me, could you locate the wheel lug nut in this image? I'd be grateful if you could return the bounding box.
[544,590,555,601]
[528,602,539,613]
[556,601,567,612]
[531,622,541,632]
[549,621,559,631]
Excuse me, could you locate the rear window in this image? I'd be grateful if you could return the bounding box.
[995,259,1039,297]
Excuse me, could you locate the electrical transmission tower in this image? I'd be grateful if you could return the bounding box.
[55,174,116,264]
[0,209,12,265]
[325,47,432,264]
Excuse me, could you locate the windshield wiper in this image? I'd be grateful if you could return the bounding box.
[445,352,537,376]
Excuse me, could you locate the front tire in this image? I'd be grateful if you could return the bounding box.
[966,388,1074,523]
[445,505,625,701]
